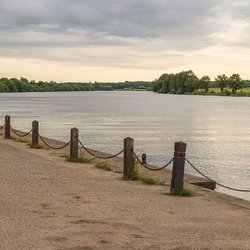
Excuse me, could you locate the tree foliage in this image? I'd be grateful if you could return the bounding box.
[228,73,244,94]
[93,81,152,91]
[0,78,94,92]
[0,78,152,93]
[153,71,246,95]
[215,74,228,93]
[153,70,199,94]
[199,75,210,92]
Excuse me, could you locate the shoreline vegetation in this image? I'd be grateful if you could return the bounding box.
[1,70,250,96]
[0,77,152,92]
[153,70,250,97]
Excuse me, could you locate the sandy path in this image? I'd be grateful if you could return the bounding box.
[0,134,250,250]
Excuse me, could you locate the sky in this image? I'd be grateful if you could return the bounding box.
[0,0,250,82]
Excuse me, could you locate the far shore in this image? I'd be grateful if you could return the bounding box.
[154,87,250,97]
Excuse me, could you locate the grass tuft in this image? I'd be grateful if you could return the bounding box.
[95,161,112,171]
[123,160,165,185]
[66,156,92,163]
[28,143,43,149]
[123,166,139,181]
[138,175,158,185]
[138,175,165,185]
[169,188,194,197]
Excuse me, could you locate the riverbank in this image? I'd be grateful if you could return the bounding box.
[155,87,250,97]
[0,128,250,249]
[1,91,250,201]
[193,87,250,97]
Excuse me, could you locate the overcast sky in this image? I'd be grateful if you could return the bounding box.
[1,0,250,82]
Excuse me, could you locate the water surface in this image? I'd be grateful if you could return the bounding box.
[0,91,249,200]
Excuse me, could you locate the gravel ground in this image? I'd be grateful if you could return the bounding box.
[0,133,250,250]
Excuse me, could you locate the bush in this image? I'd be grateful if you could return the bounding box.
[138,175,159,185]
[66,156,92,163]
[95,161,112,171]
[169,188,193,197]
[28,143,43,149]
[224,89,231,96]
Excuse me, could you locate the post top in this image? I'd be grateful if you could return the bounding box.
[124,136,134,140]
[175,141,186,144]
[174,141,187,151]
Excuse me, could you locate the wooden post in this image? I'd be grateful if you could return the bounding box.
[123,137,134,179]
[32,120,39,146]
[70,128,78,159]
[142,153,147,164]
[5,115,10,139]
[170,141,187,192]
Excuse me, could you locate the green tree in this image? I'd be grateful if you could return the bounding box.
[0,82,5,92]
[184,71,199,93]
[228,73,244,94]
[7,78,19,92]
[152,70,199,94]
[0,78,10,92]
[162,74,174,93]
[199,75,210,92]
[215,74,228,93]
[155,74,168,93]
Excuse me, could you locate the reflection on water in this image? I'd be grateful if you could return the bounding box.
[0,91,250,200]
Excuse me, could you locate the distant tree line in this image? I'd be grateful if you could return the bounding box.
[153,70,248,95]
[0,77,94,92]
[0,77,152,93]
[93,81,152,91]
[2,73,247,95]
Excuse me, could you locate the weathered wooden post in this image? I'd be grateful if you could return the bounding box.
[170,141,187,192]
[32,120,39,146]
[142,153,147,164]
[70,128,79,159]
[123,137,135,179]
[5,115,10,139]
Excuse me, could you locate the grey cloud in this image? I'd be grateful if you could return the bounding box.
[220,0,250,19]
[0,0,220,38]
[0,0,249,67]
[213,0,250,48]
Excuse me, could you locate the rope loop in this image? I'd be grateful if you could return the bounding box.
[38,134,70,150]
[134,152,173,171]
[10,126,32,137]
[185,158,250,193]
[78,139,124,159]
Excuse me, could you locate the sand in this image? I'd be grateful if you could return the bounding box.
[0,128,250,250]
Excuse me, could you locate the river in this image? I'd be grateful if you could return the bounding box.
[0,91,249,200]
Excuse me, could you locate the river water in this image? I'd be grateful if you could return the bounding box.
[0,91,249,200]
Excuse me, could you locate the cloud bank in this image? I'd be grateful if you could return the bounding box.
[0,0,250,81]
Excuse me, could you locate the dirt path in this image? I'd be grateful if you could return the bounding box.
[0,132,250,250]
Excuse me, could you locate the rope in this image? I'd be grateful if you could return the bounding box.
[78,139,124,159]
[38,134,70,150]
[0,124,5,129]
[10,126,32,137]
[134,153,173,171]
[185,158,250,193]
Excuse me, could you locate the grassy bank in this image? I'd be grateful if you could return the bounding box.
[194,87,250,97]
